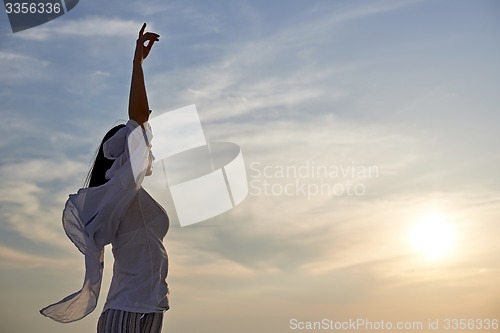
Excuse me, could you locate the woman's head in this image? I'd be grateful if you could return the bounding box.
[85,124,126,188]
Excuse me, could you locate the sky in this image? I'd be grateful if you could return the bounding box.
[1,0,500,332]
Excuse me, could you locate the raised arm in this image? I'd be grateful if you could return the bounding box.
[128,23,160,126]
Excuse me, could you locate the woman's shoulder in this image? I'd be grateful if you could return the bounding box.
[125,119,141,130]
[102,120,142,158]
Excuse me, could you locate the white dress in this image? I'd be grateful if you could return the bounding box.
[40,120,169,323]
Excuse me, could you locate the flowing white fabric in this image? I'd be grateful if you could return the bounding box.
[40,120,152,323]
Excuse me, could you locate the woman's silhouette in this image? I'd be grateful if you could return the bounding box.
[40,23,169,333]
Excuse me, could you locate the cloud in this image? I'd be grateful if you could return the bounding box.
[0,51,50,84]
[0,245,73,269]
[310,0,422,29]
[146,1,422,124]
[145,111,428,280]
[13,16,143,41]
[148,36,354,124]
[0,158,88,250]
[2,0,491,288]
[153,105,500,288]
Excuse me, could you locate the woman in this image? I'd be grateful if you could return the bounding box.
[40,24,169,333]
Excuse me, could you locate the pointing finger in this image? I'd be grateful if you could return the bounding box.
[139,23,146,37]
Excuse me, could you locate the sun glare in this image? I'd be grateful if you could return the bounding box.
[408,213,456,260]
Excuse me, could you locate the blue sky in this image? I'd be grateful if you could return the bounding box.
[1,1,500,332]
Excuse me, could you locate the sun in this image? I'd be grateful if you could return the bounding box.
[408,213,456,260]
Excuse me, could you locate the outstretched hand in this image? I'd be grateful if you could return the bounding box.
[134,23,160,64]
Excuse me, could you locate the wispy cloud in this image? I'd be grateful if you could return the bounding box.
[0,158,88,249]
[0,245,73,269]
[147,0,422,123]
[0,51,50,84]
[310,0,423,29]
[13,16,143,41]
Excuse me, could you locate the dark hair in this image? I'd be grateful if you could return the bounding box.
[84,124,126,188]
